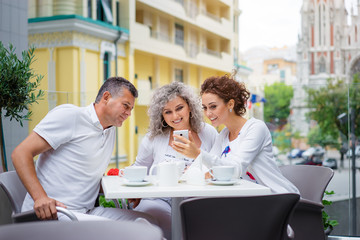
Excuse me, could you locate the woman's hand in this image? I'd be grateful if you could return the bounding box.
[128,198,141,209]
[172,131,201,159]
[204,171,212,179]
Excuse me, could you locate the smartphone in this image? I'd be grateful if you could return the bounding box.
[173,129,189,143]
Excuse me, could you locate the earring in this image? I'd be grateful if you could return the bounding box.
[161,119,168,128]
[229,109,232,113]
[190,112,194,118]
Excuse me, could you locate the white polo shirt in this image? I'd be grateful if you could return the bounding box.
[22,103,116,212]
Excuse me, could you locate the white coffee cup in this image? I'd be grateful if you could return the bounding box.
[121,166,147,182]
[149,161,178,187]
[209,166,235,181]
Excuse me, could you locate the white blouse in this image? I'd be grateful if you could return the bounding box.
[199,118,299,194]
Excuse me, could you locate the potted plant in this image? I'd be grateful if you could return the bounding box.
[0,42,44,171]
[322,190,339,237]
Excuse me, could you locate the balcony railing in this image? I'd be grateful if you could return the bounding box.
[200,7,221,23]
[202,47,221,58]
[146,24,225,59]
[185,1,198,19]
[175,37,184,47]
[151,31,171,43]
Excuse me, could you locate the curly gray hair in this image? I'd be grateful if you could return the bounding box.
[148,81,203,138]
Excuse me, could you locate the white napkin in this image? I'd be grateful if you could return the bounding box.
[180,156,206,185]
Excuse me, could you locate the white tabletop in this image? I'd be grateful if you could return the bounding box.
[102,176,271,199]
[102,176,272,240]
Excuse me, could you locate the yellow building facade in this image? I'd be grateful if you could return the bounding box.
[28,0,239,168]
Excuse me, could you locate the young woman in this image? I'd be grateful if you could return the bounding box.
[132,81,218,239]
[172,74,299,194]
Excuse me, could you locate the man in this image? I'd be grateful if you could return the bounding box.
[12,77,156,223]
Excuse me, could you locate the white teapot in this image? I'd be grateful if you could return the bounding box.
[149,161,184,186]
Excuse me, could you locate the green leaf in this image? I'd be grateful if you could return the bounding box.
[0,42,44,123]
[98,195,116,208]
[322,190,338,230]
[328,220,339,227]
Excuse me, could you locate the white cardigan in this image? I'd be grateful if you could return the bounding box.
[199,118,299,194]
[134,123,218,172]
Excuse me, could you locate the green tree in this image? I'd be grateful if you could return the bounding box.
[0,42,44,171]
[273,123,292,152]
[307,125,339,149]
[306,76,360,142]
[264,82,293,127]
[349,74,360,138]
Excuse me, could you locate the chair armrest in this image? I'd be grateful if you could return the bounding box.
[298,198,324,209]
[56,206,78,221]
[12,210,39,223]
[12,207,78,223]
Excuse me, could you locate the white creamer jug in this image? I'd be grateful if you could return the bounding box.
[149,161,179,187]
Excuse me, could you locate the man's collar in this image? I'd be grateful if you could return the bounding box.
[88,103,104,130]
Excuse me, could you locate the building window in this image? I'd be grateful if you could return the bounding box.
[97,0,113,24]
[355,26,358,42]
[233,15,236,32]
[350,58,360,76]
[322,5,326,45]
[104,52,110,81]
[175,0,184,6]
[88,0,92,18]
[116,1,120,26]
[233,47,238,64]
[318,5,321,46]
[148,76,153,89]
[175,68,184,82]
[267,64,279,73]
[280,70,285,82]
[175,23,184,47]
[318,4,326,46]
[319,57,326,73]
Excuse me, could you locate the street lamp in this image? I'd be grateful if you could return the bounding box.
[337,111,357,235]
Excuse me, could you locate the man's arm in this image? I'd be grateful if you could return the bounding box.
[11,131,66,220]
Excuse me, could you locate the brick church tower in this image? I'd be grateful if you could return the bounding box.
[292,0,360,135]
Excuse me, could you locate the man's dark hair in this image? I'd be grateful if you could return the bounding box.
[95,77,138,103]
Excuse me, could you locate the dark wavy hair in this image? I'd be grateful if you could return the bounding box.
[200,74,250,116]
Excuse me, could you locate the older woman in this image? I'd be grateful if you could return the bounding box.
[172,74,299,194]
[132,81,218,239]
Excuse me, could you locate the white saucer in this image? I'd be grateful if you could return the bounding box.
[123,179,151,187]
[208,179,239,186]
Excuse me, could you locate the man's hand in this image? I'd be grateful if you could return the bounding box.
[34,196,66,220]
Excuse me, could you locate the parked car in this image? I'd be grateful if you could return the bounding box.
[322,158,338,170]
[287,148,305,159]
[302,147,325,158]
[346,145,360,158]
[296,155,323,166]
